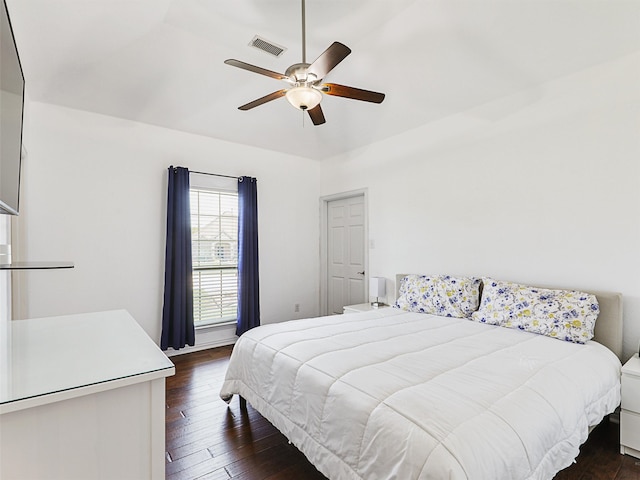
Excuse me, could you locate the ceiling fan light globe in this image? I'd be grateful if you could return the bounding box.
[286,86,322,111]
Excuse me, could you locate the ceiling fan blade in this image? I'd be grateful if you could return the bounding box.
[306,42,351,80]
[224,59,289,81]
[322,83,385,104]
[238,90,287,110]
[307,104,326,125]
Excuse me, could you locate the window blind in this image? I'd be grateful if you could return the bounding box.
[190,187,238,326]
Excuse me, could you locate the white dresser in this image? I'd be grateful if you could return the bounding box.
[0,310,175,479]
[620,353,640,459]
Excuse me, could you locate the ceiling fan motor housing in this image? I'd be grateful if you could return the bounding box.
[284,63,318,85]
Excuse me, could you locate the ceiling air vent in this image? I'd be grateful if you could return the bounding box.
[249,35,286,57]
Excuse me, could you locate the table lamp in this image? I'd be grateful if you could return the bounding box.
[370,277,386,308]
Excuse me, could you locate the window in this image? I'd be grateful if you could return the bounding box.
[190,187,238,326]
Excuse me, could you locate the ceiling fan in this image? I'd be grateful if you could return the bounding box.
[224,0,385,126]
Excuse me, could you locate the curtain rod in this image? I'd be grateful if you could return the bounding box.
[189,170,239,180]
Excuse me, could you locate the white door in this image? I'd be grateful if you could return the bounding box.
[327,195,366,314]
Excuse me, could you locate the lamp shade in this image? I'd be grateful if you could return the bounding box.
[369,277,386,298]
[285,86,322,110]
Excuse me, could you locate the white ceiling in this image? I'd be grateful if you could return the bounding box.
[6,0,640,160]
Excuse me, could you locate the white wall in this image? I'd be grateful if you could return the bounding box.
[0,216,10,361]
[14,103,321,346]
[321,53,640,361]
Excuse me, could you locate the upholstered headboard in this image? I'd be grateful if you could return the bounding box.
[395,274,624,360]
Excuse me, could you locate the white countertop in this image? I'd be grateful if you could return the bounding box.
[1,310,174,413]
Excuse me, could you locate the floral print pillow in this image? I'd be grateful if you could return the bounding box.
[394,274,481,318]
[471,278,599,344]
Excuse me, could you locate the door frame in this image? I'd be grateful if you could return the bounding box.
[319,188,368,316]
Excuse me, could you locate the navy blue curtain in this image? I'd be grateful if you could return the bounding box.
[236,176,260,336]
[161,166,195,350]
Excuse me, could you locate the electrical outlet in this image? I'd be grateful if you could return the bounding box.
[294,304,300,313]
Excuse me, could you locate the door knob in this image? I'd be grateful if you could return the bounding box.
[357,271,365,275]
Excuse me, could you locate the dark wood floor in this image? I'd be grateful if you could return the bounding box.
[165,346,640,480]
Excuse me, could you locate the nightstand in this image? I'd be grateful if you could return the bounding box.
[343,303,390,314]
[620,353,640,459]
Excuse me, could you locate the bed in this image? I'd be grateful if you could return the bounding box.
[220,274,623,480]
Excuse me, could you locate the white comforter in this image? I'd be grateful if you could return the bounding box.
[220,308,621,480]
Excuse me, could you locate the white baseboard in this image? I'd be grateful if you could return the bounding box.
[165,337,236,357]
[164,323,237,357]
